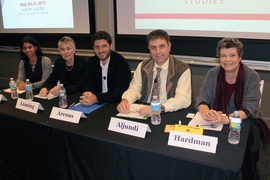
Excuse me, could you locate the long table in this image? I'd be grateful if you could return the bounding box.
[0,92,253,180]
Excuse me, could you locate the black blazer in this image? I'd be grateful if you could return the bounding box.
[43,55,87,94]
[84,51,131,103]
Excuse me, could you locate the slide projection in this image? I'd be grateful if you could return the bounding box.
[116,0,270,40]
[0,0,90,33]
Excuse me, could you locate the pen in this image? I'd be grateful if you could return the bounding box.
[68,102,75,109]
[196,124,217,128]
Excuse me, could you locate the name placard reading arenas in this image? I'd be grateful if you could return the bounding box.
[49,107,86,124]
[168,130,218,153]
[108,117,151,138]
[16,98,44,113]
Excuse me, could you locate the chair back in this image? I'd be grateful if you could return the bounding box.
[259,80,264,107]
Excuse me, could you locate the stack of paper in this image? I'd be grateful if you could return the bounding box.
[34,93,57,100]
[188,112,223,131]
[3,88,25,94]
[116,104,148,120]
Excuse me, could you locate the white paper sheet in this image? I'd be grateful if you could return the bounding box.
[34,93,57,100]
[188,112,223,131]
[116,104,148,120]
[3,88,25,94]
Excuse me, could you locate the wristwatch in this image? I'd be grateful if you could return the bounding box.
[161,105,165,113]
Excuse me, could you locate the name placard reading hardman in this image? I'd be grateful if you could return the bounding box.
[15,98,44,113]
[108,117,151,138]
[168,130,218,153]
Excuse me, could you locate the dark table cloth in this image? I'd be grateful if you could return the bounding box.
[0,92,252,180]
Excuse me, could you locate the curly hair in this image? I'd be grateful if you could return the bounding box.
[216,38,243,58]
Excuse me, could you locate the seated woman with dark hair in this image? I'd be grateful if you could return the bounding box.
[39,36,87,97]
[194,37,270,179]
[16,36,52,90]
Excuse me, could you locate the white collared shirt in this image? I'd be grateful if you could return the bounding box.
[100,57,111,93]
[122,58,191,112]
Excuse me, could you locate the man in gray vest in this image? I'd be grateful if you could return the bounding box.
[117,29,191,116]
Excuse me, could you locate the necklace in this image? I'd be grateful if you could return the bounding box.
[29,61,36,73]
[65,63,74,71]
[29,57,37,73]
[31,65,35,73]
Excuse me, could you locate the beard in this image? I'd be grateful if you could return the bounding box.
[97,50,111,61]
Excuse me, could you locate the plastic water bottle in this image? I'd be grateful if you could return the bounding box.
[228,111,242,145]
[25,79,34,100]
[151,96,161,125]
[9,78,19,99]
[59,84,67,108]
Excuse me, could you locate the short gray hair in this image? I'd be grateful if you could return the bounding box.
[58,36,76,49]
[216,38,243,58]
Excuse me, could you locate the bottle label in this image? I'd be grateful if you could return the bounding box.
[230,117,242,130]
[151,104,160,111]
[59,90,66,97]
[9,82,16,89]
[25,84,32,91]
[230,122,241,129]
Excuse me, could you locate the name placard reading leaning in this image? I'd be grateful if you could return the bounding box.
[168,130,218,153]
[108,117,151,138]
[15,98,44,113]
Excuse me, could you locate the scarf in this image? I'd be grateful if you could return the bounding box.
[214,63,244,112]
[214,63,270,142]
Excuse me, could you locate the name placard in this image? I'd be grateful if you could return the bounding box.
[174,124,204,135]
[0,94,8,102]
[15,98,44,113]
[168,130,218,153]
[108,117,151,138]
[49,107,86,124]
